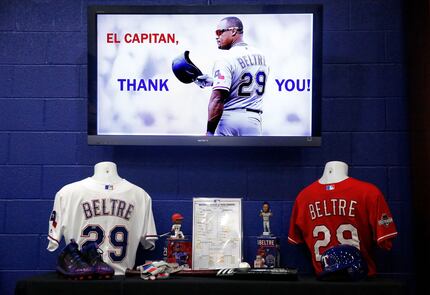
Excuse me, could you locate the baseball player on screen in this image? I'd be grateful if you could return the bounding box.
[195,17,269,136]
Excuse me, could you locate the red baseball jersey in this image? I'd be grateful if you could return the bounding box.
[288,177,397,276]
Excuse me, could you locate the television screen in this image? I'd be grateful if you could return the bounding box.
[88,5,322,146]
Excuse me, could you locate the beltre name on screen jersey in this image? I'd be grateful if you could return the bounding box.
[212,42,269,112]
[288,177,397,276]
[47,177,158,275]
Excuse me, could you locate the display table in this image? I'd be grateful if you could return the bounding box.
[15,272,408,295]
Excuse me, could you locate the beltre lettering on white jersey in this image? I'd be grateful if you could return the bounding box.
[82,198,135,220]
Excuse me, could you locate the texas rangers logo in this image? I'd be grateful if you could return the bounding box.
[321,255,331,268]
[378,213,393,227]
[214,70,225,80]
[50,210,57,228]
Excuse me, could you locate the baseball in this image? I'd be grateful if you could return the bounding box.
[238,262,251,269]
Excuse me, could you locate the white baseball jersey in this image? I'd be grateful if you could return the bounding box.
[47,177,158,275]
[211,43,269,136]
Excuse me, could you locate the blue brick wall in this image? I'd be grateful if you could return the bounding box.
[0,0,411,294]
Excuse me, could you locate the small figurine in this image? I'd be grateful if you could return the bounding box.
[254,255,267,268]
[170,213,185,239]
[259,202,273,236]
[172,243,189,266]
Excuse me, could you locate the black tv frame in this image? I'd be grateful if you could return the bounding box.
[87,5,322,146]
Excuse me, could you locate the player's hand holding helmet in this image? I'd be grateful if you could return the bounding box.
[194,74,213,88]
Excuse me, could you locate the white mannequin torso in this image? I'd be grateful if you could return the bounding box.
[92,161,122,184]
[318,161,349,184]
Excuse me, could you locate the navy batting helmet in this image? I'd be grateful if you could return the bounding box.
[319,245,368,281]
[172,51,203,84]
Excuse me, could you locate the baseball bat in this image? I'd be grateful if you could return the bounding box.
[126,267,298,280]
[125,268,219,277]
[145,231,172,238]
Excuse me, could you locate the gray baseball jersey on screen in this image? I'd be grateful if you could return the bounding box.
[212,43,269,112]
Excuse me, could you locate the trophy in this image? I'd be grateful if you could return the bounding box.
[164,213,192,269]
[255,202,280,268]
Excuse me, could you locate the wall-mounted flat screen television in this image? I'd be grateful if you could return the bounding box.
[88,5,322,146]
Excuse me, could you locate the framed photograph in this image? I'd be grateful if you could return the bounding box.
[192,198,242,269]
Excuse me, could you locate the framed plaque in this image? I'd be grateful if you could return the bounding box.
[192,198,242,270]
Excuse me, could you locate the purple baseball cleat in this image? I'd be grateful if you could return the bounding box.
[81,242,115,279]
[56,239,94,280]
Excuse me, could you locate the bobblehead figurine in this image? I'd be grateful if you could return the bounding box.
[260,202,273,236]
[256,202,280,268]
[170,213,185,239]
[165,213,192,268]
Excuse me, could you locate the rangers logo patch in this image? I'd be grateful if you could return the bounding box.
[378,213,393,227]
[214,70,225,80]
[50,210,57,228]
